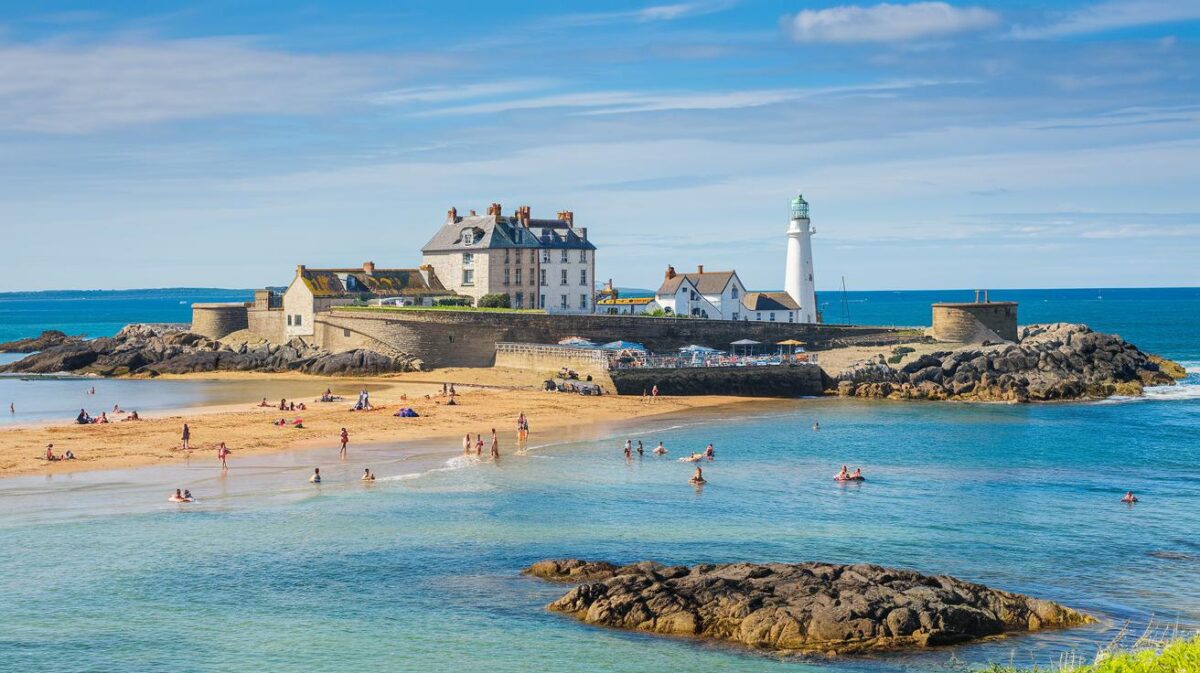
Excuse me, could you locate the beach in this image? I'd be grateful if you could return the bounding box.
[0,367,751,478]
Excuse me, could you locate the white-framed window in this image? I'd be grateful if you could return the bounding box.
[503,269,510,285]
[462,269,474,285]
[579,294,588,310]
[515,268,522,285]
[579,250,587,262]
[560,249,568,262]
[579,269,587,286]
[540,269,547,286]
[559,294,568,309]
[769,312,776,322]
[462,253,474,266]
[463,230,475,245]
[560,269,568,285]
[541,250,550,263]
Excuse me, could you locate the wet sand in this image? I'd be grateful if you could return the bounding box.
[0,367,755,479]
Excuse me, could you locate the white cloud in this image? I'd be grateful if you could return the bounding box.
[368,80,553,106]
[785,2,999,43]
[545,1,735,27]
[0,37,396,133]
[1012,0,1200,40]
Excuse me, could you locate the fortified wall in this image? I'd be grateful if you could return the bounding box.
[932,302,1018,343]
[609,363,827,397]
[311,309,905,369]
[190,303,250,339]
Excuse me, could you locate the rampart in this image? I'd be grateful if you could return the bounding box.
[191,303,250,339]
[312,308,905,368]
[609,363,827,398]
[932,302,1018,343]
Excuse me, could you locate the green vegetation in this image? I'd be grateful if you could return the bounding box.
[434,297,472,307]
[979,633,1198,673]
[643,308,668,317]
[336,305,544,315]
[477,293,511,309]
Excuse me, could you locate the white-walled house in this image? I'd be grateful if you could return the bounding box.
[653,264,801,322]
[282,262,452,338]
[596,296,661,315]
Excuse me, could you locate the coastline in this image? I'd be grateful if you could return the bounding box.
[0,367,762,479]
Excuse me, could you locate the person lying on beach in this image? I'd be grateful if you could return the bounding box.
[362,468,375,481]
[653,442,667,455]
[121,411,141,421]
[76,409,91,425]
[1122,491,1138,503]
[259,398,271,407]
[94,412,109,424]
[64,450,75,460]
[689,466,706,484]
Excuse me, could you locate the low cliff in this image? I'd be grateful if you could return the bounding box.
[525,559,1092,655]
[0,324,419,377]
[833,323,1184,402]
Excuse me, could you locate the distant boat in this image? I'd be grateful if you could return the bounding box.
[1097,290,1103,300]
[179,301,188,304]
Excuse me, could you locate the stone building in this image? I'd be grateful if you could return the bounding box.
[282,262,452,338]
[420,204,597,313]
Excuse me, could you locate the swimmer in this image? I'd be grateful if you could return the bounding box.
[653,442,667,455]
[183,489,193,501]
[309,468,322,484]
[680,453,703,463]
[689,466,706,484]
[1121,491,1138,504]
[850,468,863,480]
[704,443,714,461]
[168,489,191,503]
[835,465,850,481]
[812,421,820,431]
[636,440,644,457]
[362,468,375,481]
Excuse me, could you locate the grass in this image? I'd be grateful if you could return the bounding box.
[334,305,546,315]
[976,624,1198,673]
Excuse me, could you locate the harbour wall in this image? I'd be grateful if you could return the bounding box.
[311,309,906,369]
[494,342,612,374]
[609,363,828,398]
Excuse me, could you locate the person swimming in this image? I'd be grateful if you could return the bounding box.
[653,442,667,455]
[680,453,703,463]
[168,489,191,503]
[812,421,820,431]
[835,465,850,480]
[1121,491,1138,503]
[704,444,714,460]
[309,468,322,484]
[183,489,193,501]
[689,466,706,484]
[362,468,375,481]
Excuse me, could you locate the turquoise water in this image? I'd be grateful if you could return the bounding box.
[0,287,1197,672]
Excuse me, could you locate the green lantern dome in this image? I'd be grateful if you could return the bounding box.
[790,194,809,220]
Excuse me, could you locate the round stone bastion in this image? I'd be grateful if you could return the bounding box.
[931,302,1018,343]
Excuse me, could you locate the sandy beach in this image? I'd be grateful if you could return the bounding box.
[0,367,754,478]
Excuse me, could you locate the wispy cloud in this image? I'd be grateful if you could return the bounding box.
[368,80,553,105]
[0,36,403,133]
[1012,0,1200,40]
[545,1,736,28]
[784,2,999,44]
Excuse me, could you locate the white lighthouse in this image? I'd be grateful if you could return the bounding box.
[785,194,817,323]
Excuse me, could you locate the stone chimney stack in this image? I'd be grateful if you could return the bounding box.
[697,264,704,274]
[487,202,502,221]
[557,210,574,226]
[363,261,376,275]
[446,207,457,224]
[665,265,676,280]
[418,264,433,285]
[296,264,306,276]
[579,227,587,241]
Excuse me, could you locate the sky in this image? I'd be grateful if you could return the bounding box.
[0,0,1198,292]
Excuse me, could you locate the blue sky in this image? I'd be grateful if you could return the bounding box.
[0,1,1198,292]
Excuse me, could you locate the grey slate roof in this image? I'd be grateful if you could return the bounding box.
[741,291,799,311]
[657,271,736,297]
[422,215,595,253]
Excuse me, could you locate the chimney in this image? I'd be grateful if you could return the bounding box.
[665,265,676,280]
[579,227,587,241]
[363,261,375,275]
[296,264,306,276]
[697,264,704,274]
[488,202,502,220]
[557,210,574,226]
[446,207,457,224]
[418,263,433,285]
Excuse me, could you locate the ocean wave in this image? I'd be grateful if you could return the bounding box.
[1142,382,1200,402]
[1175,360,1200,374]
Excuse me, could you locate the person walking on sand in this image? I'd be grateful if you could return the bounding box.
[181,423,190,451]
[490,428,499,459]
[217,442,231,470]
[651,384,659,403]
[339,428,349,459]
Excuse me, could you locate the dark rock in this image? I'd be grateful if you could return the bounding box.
[0,330,83,353]
[526,559,1092,655]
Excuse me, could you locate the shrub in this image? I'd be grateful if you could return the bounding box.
[435,297,472,307]
[887,354,904,364]
[892,345,915,356]
[644,308,667,317]
[477,293,511,309]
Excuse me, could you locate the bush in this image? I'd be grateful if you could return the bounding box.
[892,345,915,356]
[644,308,667,317]
[435,297,472,307]
[477,293,511,309]
[887,354,904,364]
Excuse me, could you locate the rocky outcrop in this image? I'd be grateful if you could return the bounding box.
[832,323,1182,402]
[0,330,83,353]
[525,559,1092,655]
[0,324,419,376]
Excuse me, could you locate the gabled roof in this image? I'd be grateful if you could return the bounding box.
[657,270,737,296]
[741,291,799,311]
[422,214,595,253]
[597,296,656,305]
[298,267,449,299]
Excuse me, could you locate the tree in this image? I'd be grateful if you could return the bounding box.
[477,293,511,309]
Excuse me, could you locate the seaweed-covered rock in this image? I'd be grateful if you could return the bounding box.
[525,559,1093,655]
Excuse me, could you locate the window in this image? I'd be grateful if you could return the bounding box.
[560,269,568,285]
[294,314,302,326]
[756,312,762,321]
[346,276,356,289]
[463,230,474,245]
[541,250,550,263]
[732,312,739,320]
[540,269,547,286]
[504,249,510,263]
[560,249,568,262]
[579,294,588,310]
[731,286,738,299]
[462,269,474,285]
[503,269,510,286]
[344,328,351,337]
[559,294,568,309]
[769,312,776,322]
[287,315,292,326]
[462,253,474,267]
[579,250,587,262]
[539,294,545,309]
[515,292,524,308]
[788,313,794,323]
[579,269,587,286]
[515,268,523,285]
[530,249,536,263]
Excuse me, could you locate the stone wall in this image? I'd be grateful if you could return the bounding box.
[313,308,902,369]
[246,307,285,342]
[609,363,827,398]
[932,302,1018,343]
[191,303,250,339]
[494,342,611,374]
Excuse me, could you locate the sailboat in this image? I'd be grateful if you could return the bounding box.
[1097,289,1103,300]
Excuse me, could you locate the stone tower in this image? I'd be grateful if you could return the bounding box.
[785,194,817,323]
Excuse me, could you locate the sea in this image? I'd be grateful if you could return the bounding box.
[0,287,1198,673]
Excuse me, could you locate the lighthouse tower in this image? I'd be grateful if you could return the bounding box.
[785,194,817,323]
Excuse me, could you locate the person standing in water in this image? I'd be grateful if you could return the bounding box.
[181,423,190,450]
[636,441,644,457]
[704,444,715,461]
[463,433,472,454]
[362,468,375,481]
[339,428,349,459]
[490,428,499,459]
[653,441,667,455]
[1122,491,1138,503]
[690,466,705,484]
[475,434,484,456]
[217,442,231,470]
[623,440,632,459]
[309,468,321,484]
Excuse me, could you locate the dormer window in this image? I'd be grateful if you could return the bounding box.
[345,276,356,290]
[463,229,475,245]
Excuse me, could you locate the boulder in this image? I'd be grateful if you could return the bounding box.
[526,559,1092,655]
[0,330,83,353]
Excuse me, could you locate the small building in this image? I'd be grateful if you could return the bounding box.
[282,262,452,338]
[597,296,661,315]
[421,203,597,313]
[654,265,748,320]
[932,292,1018,342]
[740,291,800,323]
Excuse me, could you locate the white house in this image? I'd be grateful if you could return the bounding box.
[282,262,453,338]
[596,296,661,315]
[654,265,747,320]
